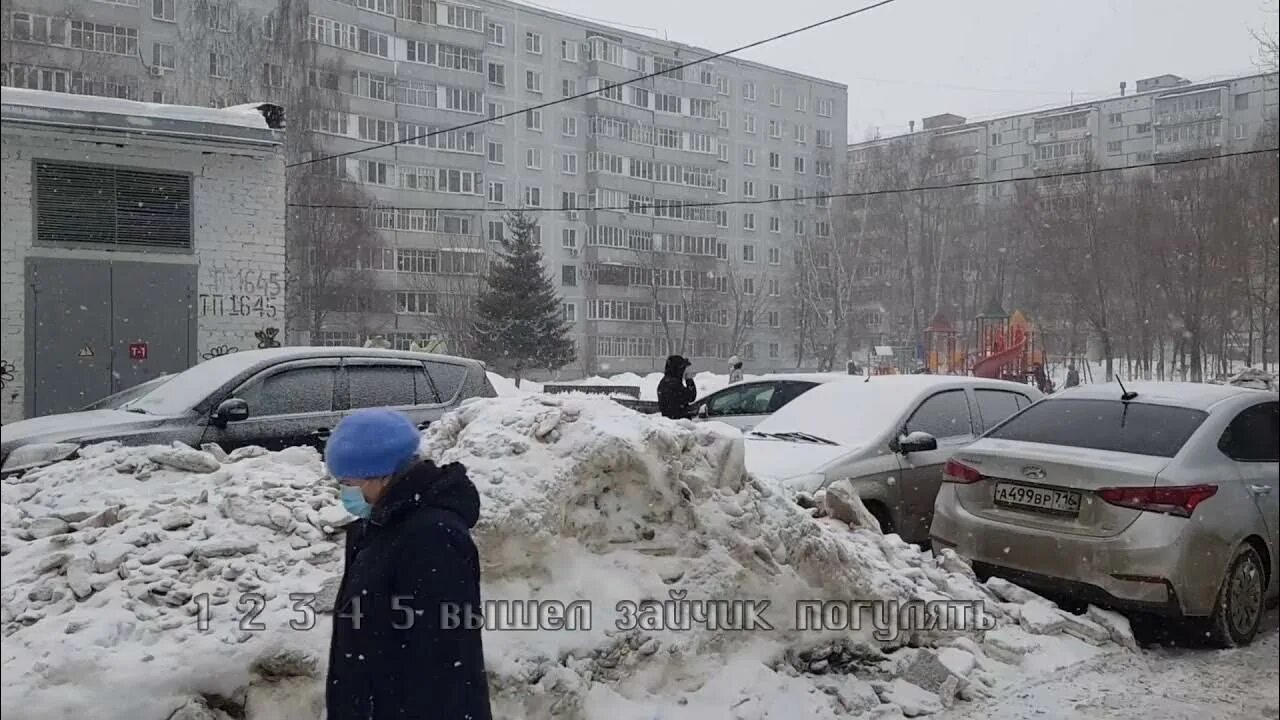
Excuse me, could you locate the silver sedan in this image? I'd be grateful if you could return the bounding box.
[931,382,1279,646]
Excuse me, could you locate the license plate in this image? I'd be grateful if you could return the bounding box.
[994,482,1082,516]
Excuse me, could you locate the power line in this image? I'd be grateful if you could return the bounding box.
[286,146,1278,213]
[287,0,902,168]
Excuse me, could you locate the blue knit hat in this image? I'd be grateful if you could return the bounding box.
[325,408,421,480]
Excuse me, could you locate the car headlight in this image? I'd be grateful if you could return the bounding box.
[782,473,828,494]
[1,443,80,475]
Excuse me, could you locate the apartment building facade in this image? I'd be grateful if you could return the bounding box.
[1,0,848,376]
[843,71,1279,352]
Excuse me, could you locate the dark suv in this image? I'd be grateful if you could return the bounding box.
[0,348,495,475]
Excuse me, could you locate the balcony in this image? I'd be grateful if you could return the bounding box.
[1154,107,1223,127]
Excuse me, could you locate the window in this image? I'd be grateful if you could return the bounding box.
[562,228,578,249]
[768,152,781,170]
[1108,112,1123,125]
[526,147,542,169]
[1136,122,1152,134]
[487,62,505,86]
[488,101,505,123]
[208,53,231,78]
[743,180,756,198]
[716,210,729,228]
[989,399,1208,458]
[768,216,781,233]
[768,279,780,296]
[262,63,283,88]
[358,116,394,142]
[34,161,192,249]
[487,21,505,45]
[654,93,680,114]
[525,31,542,54]
[356,27,390,57]
[794,156,806,174]
[743,213,756,230]
[744,113,756,134]
[795,94,808,112]
[208,2,232,30]
[718,110,730,129]
[742,80,756,101]
[360,159,392,185]
[904,390,974,440]
[1219,402,1279,462]
[562,265,577,286]
[487,180,504,203]
[444,87,483,113]
[715,75,729,95]
[152,43,175,69]
[1233,123,1248,140]
[443,5,483,31]
[562,303,577,322]
[70,21,139,56]
[562,115,577,136]
[356,71,393,101]
[562,78,577,97]
[816,98,833,117]
[816,129,832,148]
[793,218,805,235]
[395,292,438,315]
[526,109,543,131]
[768,183,781,200]
[526,69,542,93]
[1106,140,1122,153]
[768,121,781,139]
[238,366,336,416]
[524,185,542,207]
[768,247,781,264]
[487,220,504,242]
[561,152,578,174]
[742,244,756,262]
[485,140,504,164]
[1234,93,1250,110]
[974,390,1029,431]
[793,124,807,143]
[153,0,175,21]
[346,366,421,409]
[718,142,730,162]
[743,147,756,166]
[561,39,578,61]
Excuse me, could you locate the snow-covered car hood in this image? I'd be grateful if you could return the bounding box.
[743,436,850,485]
[0,409,169,450]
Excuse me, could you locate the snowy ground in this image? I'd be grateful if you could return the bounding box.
[2,394,1145,720]
[938,611,1280,720]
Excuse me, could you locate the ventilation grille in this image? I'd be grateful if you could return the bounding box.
[36,161,192,249]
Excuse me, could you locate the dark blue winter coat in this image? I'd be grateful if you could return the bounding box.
[326,460,492,720]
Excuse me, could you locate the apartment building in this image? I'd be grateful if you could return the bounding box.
[1,0,848,376]
[844,71,1279,348]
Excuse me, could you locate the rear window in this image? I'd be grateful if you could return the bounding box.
[987,398,1208,458]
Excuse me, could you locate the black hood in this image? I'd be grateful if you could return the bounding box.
[663,355,689,378]
[370,460,481,528]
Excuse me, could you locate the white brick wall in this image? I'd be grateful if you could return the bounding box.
[0,126,286,423]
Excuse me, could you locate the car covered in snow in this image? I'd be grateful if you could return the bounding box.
[930,382,1279,646]
[0,347,495,476]
[745,374,1042,544]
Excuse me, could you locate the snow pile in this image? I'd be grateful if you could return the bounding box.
[2,397,1134,719]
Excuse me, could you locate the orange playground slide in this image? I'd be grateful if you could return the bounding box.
[972,340,1027,379]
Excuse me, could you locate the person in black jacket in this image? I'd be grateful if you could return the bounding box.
[657,354,697,419]
[324,408,492,720]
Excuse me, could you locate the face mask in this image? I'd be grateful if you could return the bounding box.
[340,486,372,519]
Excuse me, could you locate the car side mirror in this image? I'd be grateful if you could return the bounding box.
[896,431,938,454]
[696,404,709,419]
[212,398,250,428]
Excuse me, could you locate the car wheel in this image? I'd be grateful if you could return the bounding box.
[1206,544,1266,647]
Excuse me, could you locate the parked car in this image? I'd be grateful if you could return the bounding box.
[745,374,1042,543]
[690,373,851,430]
[930,382,1278,646]
[0,348,495,476]
[79,374,172,411]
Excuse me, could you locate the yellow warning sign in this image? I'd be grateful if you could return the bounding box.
[78,344,94,358]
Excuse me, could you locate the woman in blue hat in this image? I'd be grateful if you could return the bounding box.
[323,408,492,720]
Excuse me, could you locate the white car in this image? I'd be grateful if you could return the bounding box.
[690,373,851,431]
[744,375,1042,544]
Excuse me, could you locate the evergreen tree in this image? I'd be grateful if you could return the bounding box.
[474,210,576,385]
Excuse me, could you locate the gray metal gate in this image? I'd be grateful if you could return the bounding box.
[26,257,197,417]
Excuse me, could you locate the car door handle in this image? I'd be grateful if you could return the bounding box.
[1248,484,1272,496]
[312,428,331,441]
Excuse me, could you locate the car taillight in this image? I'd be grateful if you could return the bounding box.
[1095,484,1218,518]
[943,459,983,484]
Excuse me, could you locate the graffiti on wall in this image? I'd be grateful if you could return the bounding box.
[255,327,282,348]
[0,360,14,390]
[200,266,283,319]
[201,345,239,361]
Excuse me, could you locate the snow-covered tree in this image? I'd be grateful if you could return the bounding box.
[474,210,575,385]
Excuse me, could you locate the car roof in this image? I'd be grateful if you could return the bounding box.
[197,346,481,372]
[749,372,854,384]
[1051,381,1275,410]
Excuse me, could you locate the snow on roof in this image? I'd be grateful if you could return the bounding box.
[1154,85,1228,101]
[1054,381,1266,410]
[1,87,276,131]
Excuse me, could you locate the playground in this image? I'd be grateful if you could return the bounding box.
[917,298,1059,394]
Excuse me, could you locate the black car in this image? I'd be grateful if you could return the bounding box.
[0,348,495,475]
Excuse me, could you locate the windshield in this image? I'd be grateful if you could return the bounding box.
[123,352,266,416]
[81,376,171,411]
[988,398,1209,458]
[751,379,920,448]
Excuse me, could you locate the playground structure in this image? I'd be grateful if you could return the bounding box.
[924,298,1052,392]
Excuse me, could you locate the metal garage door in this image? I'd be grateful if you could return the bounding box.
[26,257,196,417]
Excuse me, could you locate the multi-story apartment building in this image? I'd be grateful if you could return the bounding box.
[1,0,848,376]
[843,71,1279,354]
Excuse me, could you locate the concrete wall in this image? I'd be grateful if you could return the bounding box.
[0,123,285,422]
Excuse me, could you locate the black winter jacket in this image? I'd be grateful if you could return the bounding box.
[327,460,492,720]
[656,355,696,419]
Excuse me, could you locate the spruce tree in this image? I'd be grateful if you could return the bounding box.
[474,210,576,385]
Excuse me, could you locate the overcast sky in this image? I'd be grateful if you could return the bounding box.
[531,0,1277,140]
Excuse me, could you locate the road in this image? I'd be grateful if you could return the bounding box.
[940,609,1280,720]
